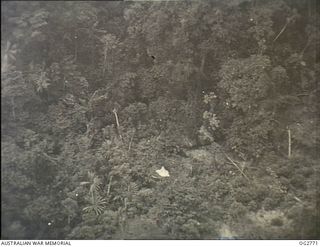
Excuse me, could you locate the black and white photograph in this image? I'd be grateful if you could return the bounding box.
[1,0,319,241]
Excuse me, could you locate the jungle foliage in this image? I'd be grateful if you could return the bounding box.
[1,0,319,239]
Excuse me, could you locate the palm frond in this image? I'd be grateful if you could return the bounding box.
[83,195,107,215]
[128,182,139,195]
[87,171,95,181]
[80,172,102,196]
[89,177,102,195]
[35,71,50,93]
[80,181,90,186]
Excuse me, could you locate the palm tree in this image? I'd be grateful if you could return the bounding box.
[80,172,102,199]
[1,41,17,73]
[81,171,106,215]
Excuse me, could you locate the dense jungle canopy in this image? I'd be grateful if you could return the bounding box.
[1,0,319,240]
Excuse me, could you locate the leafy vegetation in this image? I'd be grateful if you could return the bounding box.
[1,0,319,240]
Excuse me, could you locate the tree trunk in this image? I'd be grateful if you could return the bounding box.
[1,41,11,73]
[200,53,206,74]
[11,97,16,120]
[287,127,292,158]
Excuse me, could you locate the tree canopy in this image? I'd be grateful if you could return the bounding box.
[1,0,319,240]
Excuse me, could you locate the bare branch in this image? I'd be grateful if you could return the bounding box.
[273,19,289,42]
[224,153,251,182]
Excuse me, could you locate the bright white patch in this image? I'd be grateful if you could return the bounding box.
[156,166,170,177]
[75,193,79,197]
[250,18,254,22]
[48,222,52,226]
